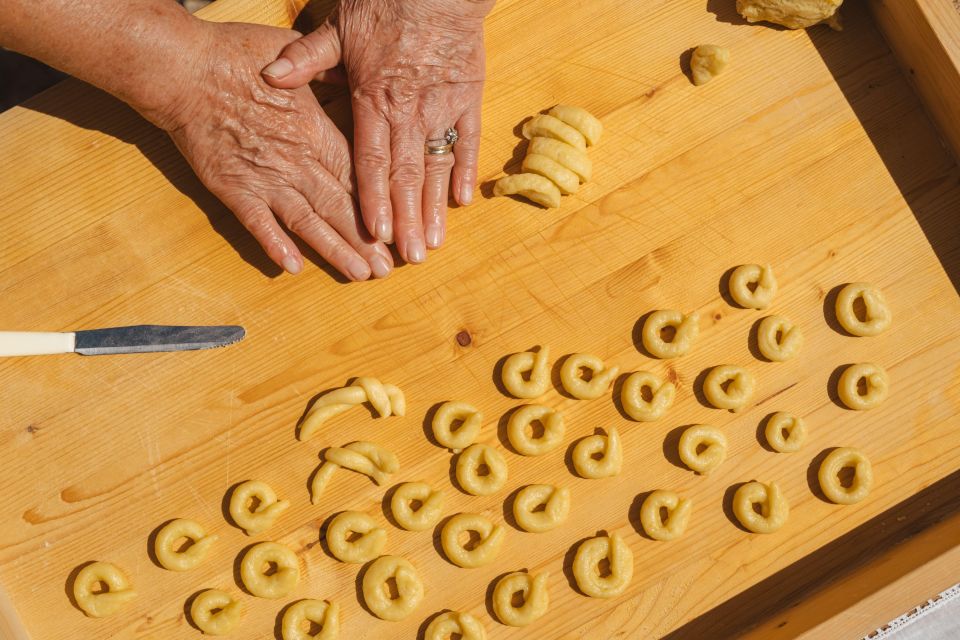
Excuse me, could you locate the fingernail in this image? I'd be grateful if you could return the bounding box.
[262,58,294,79]
[460,183,474,205]
[282,255,302,275]
[406,238,426,264]
[425,224,443,249]
[369,254,391,278]
[348,259,371,281]
[375,217,393,243]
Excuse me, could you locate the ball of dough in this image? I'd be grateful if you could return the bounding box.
[640,490,692,541]
[390,482,444,531]
[572,427,623,479]
[424,610,487,640]
[154,518,218,572]
[835,283,891,336]
[572,533,634,598]
[72,561,137,617]
[325,511,387,564]
[764,412,807,453]
[756,315,804,362]
[512,484,571,533]
[501,346,551,399]
[838,362,889,410]
[361,555,424,621]
[240,541,300,599]
[432,401,483,453]
[703,365,756,412]
[491,571,550,627]
[733,481,789,534]
[456,444,508,495]
[281,599,339,640]
[507,404,565,456]
[440,513,506,568]
[189,589,242,636]
[729,264,777,309]
[818,447,873,504]
[620,370,676,421]
[642,310,700,359]
[691,44,730,86]
[678,425,727,475]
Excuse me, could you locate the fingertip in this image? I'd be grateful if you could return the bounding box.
[282,253,303,275]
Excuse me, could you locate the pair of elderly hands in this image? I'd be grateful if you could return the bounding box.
[157,0,493,280]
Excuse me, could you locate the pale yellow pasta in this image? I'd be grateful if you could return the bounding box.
[528,136,592,182]
[733,481,789,534]
[572,427,622,479]
[512,484,570,533]
[507,404,565,456]
[572,533,633,598]
[310,441,400,504]
[835,283,891,336]
[640,491,692,541]
[299,377,405,441]
[621,371,676,421]
[154,518,218,572]
[456,444,508,495]
[441,513,506,568]
[729,264,777,309]
[390,482,444,531]
[424,611,487,640]
[818,447,873,504]
[190,589,242,636]
[325,511,386,564]
[492,571,550,627]
[281,599,339,640]
[548,105,603,146]
[361,555,424,621]
[522,153,580,195]
[521,114,587,150]
[703,365,756,412]
[678,425,727,475]
[432,401,483,453]
[765,412,807,453]
[559,353,620,399]
[72,561,136,618]
[501,346,551,399]
[229,479,290,535]
[240,541,300,599]
[838,363,889,410]
[690,44,730,85]
[493,173,562,208]
[757,315,804,361]
[642,310,700,359]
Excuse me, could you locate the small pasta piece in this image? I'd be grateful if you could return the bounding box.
[440,513,506,568]
[492,571,550,627]
[390,482,444,531]
[325,511,387,564]
[640,490,693,541]
[521,153,580,194]
[361,556,424,621]
[512,485,571,533]
[835,283,892,336]
[528,136,592,182]
[838,363,889,410]
[521,114,587,150]
[299,377,405,441]
[190,589,242,636]
[501,346,551,399]
[572,533,633,598]
[756,315,804,362]
[281,599,339,640]
[621,371,676,421]
[703,365,756,412]
[690,44,730,86]
[310,441,400,504]
[456,444,508,495]
[493,173,561,208]
[240,541,300,599]
[228,479,290,535]
[72,561,136,617]
[154,518,218,572]
[507,405,565,456]
[642,310,700,359]
[764,412,807,453]
[678,425,727,475]
[424,611,487,640]
[548,105,603,146]
[432,401,483,453]
[818,447,873,504]
[559,353,620,399]
[572,427,622,479]
[733,481,789,534]
[729,264,777,309]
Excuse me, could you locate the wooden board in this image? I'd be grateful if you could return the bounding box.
[0,0,959,638]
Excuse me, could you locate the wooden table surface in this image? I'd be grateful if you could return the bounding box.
[0,0,958,638]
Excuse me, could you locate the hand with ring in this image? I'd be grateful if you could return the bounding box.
[262,0,494,264]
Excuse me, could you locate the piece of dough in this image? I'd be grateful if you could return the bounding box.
[299,377,405,441]
[835,282,891,336]
[441,513,506,568]
[572,533,634,598]
[361,555,424,621]
[424,611,487,640]
[621,370,676,421]
[229,480,290,535]
[729,264,777,309]
[513,484,571,533]
[690,44,730,86]
[240,541,300,599]
[493,173,562,208]
[325,511,387,564]
[507,404,565,456]
[756,315,804,361]
[528,136,592,182]
[310,441,400,504]
[559,353,620,399]
[765,412,807,453]
[154,518,218,572]
[572,427,623,479]
[281,599,340,640]
[736,0,843,30]
[390,482,444,531]
[492,571,550,627]
[548,105,603,146]
[703,365,756,412]
[642,310,700,359]
[521,153,580,195]
[640,490,693,541]
[72,561,136,617]
[818,447,873,504]
[190,589,242,636]
[501,346,551,399]
[733,481,789,534]
[678,425,727,475]
[456,444,508,495]
[838,363,888,410]
[432,401,483,453]
[521,114,587,150]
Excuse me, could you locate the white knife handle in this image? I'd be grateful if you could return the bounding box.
[0,332,76,356]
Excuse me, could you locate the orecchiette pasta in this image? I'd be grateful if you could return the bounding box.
[493,173,562,208]
[492,571,550,627]
[390,482,444,531]
[432,401,483,453]
[441,513,506,568]
[522,153,580,195]
[229,479,290,535]
[240,541,300,599]
[424,611,487,640]
[528,136,592,182]
[559,353,620,399]
[190,589,242,636]
[764,412,807,453]
[154,518,218,571]
[621,371,676,421]
[507,405,565,456]
[548,104,603,146]
[703,365,755,412]
[72,561,136,617]
[456,444,508,495]
[572,533,633,598]
[361,555,424,621]
[642,310,700,359]
[818,447,873,504]
[521,114,587,150]
[501,346,551,399]
[572,427,623,479]
[325,511,387,564]
[640,491,692,541]
[756,315,804,362]
[281,599,339,640]
[310,441,400,504]
[729,264,777,309]
[838,363,889,410]
[835,283,891,336]
[299,377,405,441]
[678,425,727,475]
[733,481,789,534]
[512,485,570,533]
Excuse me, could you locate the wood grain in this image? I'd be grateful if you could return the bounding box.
[0,1,958,639]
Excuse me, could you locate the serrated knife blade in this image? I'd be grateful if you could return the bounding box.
[0,325,245,357]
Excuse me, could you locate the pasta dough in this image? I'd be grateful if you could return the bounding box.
[621,370,676,421]
[240,541,300,599]
[424,611,487,640]
[736,0,843,30]
[456,444,508,495]
[703,365,756,412]
[528,136,592,182]
[756,315,804,361]
[154,518,218,571]
[765,412,807,453]
[492,571,550,627]
[838,363,888,410]
[733,481,789,534]
[390,482,444,531]
[640,490,692,541]
[299,377,405,441]
[361,555,424,621]
[521,114,587,150]
[690,45,729,86]
[507,404,565,456]
[559,353,620,399]
[492,173,562,209]
[818,447,873,504]
[729,264,777,309]
[512,484,570,533]
[548,105,603,146]
[441,513,506,568]
[642,310,700,359]
[325,511,387,564]
[190,589,242,635]
[572,533,634,598]
[501,346,551,399]
[72,561,136,617]
[281,599,339,640]
[572,427,622,479]
[522,153,580,195]
[835,283,891,336]
[310,441,400,504]
[678,425,727,475]
[432,401,483,453]
[229,479,290,535]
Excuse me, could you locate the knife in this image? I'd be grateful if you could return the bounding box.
[0,325,245,357]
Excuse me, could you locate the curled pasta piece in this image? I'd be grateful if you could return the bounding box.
[703,365,756,412]
[240,541,300,599]
[492,571,550,627]
[281,599,339,640]
[640,490,693,541]
[621,371,676,421]
[493,173,561,208]
[390,482,444,531]
[528,136,592,182]
[154,518,218,571]
[521,114,587,150]
[361,555,424,621]
[818,447,873,504]
[507,405,565,456]
[456,444,508,495]
[424,611,487,640]
[190,589,242,635]
[835,283,891,336]
[513,484,570,533]
[441,513,506,568]
[678,425,727,475]
[756,315,804,362]
[310,441,400,504]
[522,153,580,195]
[572,427,623,479]
[765,412,807,453]
[572,533,634,598]
[729,264,777,309]
[229,480,290,535]
[733,481,789,534]
[501,346,551,399]
[325,511,387,564]
[559,353,620,399]
[299,377,405,441]
[72,561,136,617]
[838,363,889,410]
[548,105,603,146]
[642,310,700,359]
[432,401,483,453]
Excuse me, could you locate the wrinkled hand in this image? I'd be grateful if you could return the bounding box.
[262,0,494,264]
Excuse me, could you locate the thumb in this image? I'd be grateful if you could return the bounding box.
[261,20,342,88]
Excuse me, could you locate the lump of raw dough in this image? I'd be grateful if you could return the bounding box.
[736,0,843,30]
[690,45,729,86]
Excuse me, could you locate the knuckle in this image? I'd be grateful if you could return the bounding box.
[390,159,424,186]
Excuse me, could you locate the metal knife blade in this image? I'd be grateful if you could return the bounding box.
[73,325,245,355]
